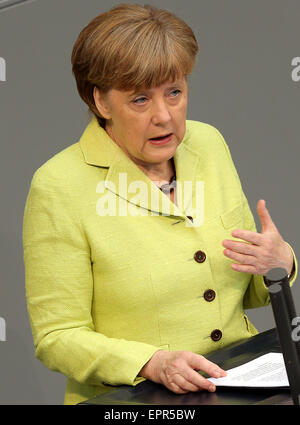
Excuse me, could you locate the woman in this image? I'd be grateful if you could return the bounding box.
[23,4,297,405]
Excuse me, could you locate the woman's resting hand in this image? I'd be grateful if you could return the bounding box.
[138,350,227,394]
[223,199,294,276]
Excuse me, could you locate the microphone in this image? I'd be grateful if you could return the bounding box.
[265,268,300,405]
[264,268,300,358]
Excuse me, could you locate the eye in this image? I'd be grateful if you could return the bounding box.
[133,96,148,105]
[169,89,181,97]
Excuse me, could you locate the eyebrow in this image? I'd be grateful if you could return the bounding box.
[130,81,185,96]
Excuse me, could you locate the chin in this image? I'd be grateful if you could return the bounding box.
[152,144,177,156]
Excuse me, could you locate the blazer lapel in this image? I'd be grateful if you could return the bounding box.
[173,128,203,225]
[105,149,184,218]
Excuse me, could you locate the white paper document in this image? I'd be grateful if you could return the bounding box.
[208,353,289,388]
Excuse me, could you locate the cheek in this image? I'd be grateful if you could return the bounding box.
[175,96,187,116]
[125,122,148,151]
[115,114,142,139]
[174,107,187,136]
[129,117,149,138]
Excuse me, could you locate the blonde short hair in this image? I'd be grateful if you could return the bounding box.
[71,3,198,128]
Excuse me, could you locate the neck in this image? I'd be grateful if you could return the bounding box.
[137,158,175,184]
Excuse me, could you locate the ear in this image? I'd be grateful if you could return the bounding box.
[93,87,112,120]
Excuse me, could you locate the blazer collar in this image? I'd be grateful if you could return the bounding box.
[79,117,199,219]
[79,117,118,167]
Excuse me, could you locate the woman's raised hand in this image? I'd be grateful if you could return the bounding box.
[223,199,294,276]
[138,350,227,394]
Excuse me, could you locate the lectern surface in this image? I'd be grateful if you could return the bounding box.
[80,328,293,405]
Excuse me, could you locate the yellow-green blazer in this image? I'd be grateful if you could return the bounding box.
[23,117,297,405]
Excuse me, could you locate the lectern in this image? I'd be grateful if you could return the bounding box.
[265,267,300,405]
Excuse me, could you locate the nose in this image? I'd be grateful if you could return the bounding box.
[151,99,172,125]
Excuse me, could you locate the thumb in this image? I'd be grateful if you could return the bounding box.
[257,199,276,233]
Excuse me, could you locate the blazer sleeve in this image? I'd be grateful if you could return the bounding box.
[22,171,160,387]
[214,128,298,309]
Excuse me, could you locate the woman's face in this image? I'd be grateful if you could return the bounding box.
[93,77,188,169]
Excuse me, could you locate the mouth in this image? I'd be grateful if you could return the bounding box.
[148,133,173,145]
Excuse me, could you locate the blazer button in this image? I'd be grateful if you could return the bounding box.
[204,289,216,302]
[211,329,222,342]
[194,250,206,263]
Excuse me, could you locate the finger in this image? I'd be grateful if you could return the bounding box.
[231,263,257,274]
[173,374,206,393]
[223,248,256,266]
[222,240,257,256]
[178,369,217,392]
[257,199,277,233]
[168,381,189,394]
[189,354,227,378]
[231,229,263,245]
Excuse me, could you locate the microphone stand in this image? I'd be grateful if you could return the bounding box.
[264,267,300,405]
